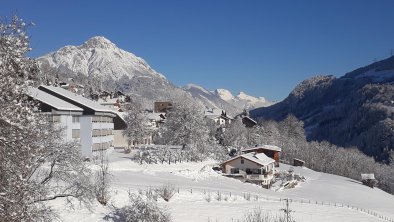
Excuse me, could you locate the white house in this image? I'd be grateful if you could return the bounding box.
[204,109,232,126]
[220,152,276,188]
[33,85,126,157]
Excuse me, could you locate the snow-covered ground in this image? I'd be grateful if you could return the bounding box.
[51,149,394,222]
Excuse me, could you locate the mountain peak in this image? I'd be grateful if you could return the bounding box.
[184,83,211,94]
[82,36,115,49]
[214,89,234,101]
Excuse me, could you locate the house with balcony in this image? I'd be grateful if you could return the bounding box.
[220,152,276,188]
[30,85,126,157]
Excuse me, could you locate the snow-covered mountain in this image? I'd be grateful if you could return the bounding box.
[214,88,274,110]
[39,36,166,81]
[183,84,241,114]
[184,84,273,111]
[38,36,252,114]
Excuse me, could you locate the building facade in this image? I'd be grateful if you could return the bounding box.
[28,85,126,157]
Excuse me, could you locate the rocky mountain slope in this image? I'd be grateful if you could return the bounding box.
[250,56,394,163]
[38,36,256,114]
[183,84,273,113]
[215,88,273,110]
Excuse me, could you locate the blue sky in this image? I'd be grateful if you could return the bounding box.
[3,0,394,101]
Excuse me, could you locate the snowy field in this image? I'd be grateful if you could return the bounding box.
[51,149,394,222]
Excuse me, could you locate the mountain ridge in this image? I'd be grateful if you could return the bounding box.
[250,56,394,162]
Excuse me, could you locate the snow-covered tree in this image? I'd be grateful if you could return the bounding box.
[220,118,248,148]
[111,191,171,222]
[123,101,150,147]
[158,100,211,161]
[0,16,94,221]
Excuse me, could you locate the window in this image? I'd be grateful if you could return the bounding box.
[92,116,101,122]
[72,129,80,139]
[231,168,239,174]
[92,129,101,137]
[50,115,61,123]
[241,159,244,164]
[72,116,80,123]
[246,168,261,175]
[92,142,110,151]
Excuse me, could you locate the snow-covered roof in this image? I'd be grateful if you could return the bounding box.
[361,174,375,180]
[221,152,275,166]
[204,109,224,117]
[204,109,233,120]
[27,87,83,112]
[39,85,115,113]
[242,145,282,152]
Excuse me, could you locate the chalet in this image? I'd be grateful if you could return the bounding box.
[33,85,127,157]
[234,110,257,128]
[241,116,257,127]
[241,145,281,166]
[204,109,233,126]
[293,158,305,167]
[361,174,377,188]
[220,152,276,188]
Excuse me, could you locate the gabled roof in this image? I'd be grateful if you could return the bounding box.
[243,116,257,124]
[38,85,115,114]
[27,87,83,112]
[242,145,282,153]
[221,152,275,166]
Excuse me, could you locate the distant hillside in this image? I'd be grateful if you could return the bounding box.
[250,56,394,162]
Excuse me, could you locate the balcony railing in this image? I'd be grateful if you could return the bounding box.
[245,172,274,181]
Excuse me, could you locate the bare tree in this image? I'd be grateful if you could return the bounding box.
[94,149,112,205]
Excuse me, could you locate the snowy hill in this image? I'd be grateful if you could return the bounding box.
[184,84,273,112]
[51,149,394,222]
